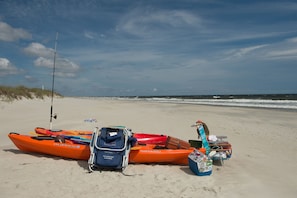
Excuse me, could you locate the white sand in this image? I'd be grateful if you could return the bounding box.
[0,97,296,198]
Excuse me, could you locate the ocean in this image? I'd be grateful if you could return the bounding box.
[115,94,297,111]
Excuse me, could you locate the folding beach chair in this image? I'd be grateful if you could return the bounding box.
[88,126,135,172]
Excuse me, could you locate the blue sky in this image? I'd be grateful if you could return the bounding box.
[1,0,297,96]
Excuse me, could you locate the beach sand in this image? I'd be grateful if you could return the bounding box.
[0,97,296,198]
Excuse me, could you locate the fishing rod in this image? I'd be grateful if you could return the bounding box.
[50,32,58,130]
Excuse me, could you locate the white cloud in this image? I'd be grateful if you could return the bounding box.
[24,42,80,77]
[266,49,297,59]
[234,45,268,57]
[0,21,31,42]
[57,58,80,72]
[55,72,76,78]
[260,37,297,60]
[0,58,22,76]
[99,50,162,63]
[221,36,297,61]
[224,44,268,60]
[286,37,297,43]
[34,57,80,77]
[84,31,96,39]
[142,10,200,27]
[83,30,104,39]
[34,57,53,68]
[24,42,54,58]
[118,9,202,37]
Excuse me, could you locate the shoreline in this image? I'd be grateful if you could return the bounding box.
[71,96,297,111]
[3,96,297,112]
[120,98,297,112]
[1,97,296,198]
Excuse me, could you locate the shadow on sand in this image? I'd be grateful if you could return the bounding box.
[3,148,89,171]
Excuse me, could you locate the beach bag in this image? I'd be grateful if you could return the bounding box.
[88,127,135,172]
[188,149,212,176]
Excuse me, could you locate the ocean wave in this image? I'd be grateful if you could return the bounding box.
[118,97,297,110]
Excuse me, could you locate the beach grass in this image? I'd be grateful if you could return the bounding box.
[0,85,62,101]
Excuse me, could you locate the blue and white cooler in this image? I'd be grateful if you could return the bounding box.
[188,149,212,176]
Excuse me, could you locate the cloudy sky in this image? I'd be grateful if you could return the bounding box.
[1,0,297,96]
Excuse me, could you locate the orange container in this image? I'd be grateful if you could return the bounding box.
[198,147,206,154]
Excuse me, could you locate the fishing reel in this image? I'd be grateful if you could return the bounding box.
[52,113,57,119]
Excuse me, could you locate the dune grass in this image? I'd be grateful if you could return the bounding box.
[0,85,62,101]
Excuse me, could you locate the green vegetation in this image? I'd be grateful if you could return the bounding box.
[0,85,62,101]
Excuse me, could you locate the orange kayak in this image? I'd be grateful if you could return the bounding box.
[8,132,90,160]
[129,144,194,165]
[8,133,193,165]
